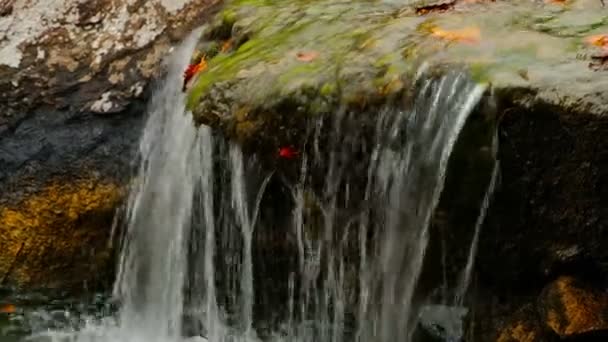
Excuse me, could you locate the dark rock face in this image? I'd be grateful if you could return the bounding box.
[471,99,608,341]
[0,106,144,189]
[480,99,608,292]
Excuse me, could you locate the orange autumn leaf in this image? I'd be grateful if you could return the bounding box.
[585,34,608,49]
[221,39,233,53]
[431,26,481,44]
[543,0,566,5]
[0,304,16,314]
[296,51,320,62]
[182,56,208,91]
[461,0,494,4]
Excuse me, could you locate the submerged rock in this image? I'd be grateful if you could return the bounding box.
[418,304,468,341]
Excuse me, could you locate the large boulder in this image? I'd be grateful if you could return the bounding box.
[185,0,608,150]
[0,0,220,289]
[183,0,608,337]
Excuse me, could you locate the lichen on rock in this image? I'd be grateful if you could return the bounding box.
[0,178,124,289]
[0,0,221,121]
[496,304,547,342]
[540,276,608,338]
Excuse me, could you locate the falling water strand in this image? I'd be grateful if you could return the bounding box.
[111,31,203,341]
[319,73,483,342]
[26,31,210,342]
[455,159,500,306]
[229,146,254,338]
[199,126,221,342]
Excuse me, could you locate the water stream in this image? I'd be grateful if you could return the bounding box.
[13,35,496,342]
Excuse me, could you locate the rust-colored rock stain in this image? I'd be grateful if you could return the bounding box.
[0,179,125,289]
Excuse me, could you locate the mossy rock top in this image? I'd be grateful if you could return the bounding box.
[186,0,608,148]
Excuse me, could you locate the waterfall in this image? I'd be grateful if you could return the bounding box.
[30,30,211,342]
[28,40,494,342]
[281,71,486,342]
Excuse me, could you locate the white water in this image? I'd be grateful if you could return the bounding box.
[28,31,207,342]
[283,72,486,342]
[26,39,494,342]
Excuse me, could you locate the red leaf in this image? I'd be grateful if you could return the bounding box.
[278,146,299,159]
[296,51,319,62]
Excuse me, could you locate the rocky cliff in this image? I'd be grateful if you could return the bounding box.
[0,0,220,290]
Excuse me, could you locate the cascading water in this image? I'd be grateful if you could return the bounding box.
[282,71,487,342]
[27,31,209,342]
[27,38,496,342]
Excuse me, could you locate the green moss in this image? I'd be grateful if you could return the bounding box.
[469,62,490,84]
[222,9,237,26]
[186,0,608,140]
[320,82,336,96]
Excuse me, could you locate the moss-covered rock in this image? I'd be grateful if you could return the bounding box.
[186,0,607,152]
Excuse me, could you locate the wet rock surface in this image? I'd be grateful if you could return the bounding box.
[488,276,608,341]
[0,0,220,289]
[495,304,547,342]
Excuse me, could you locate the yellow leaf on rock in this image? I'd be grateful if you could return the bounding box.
[585,34,608,49]
[431,26,481,44]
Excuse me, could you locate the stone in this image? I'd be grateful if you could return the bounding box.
[417,304,468,341]
[0,0,221,124]
[185,0,608,150]
[0,178,124,289]
[495,305,547,342]
[539,276,608,338]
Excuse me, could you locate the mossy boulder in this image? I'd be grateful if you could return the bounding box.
[186,0,608,152]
